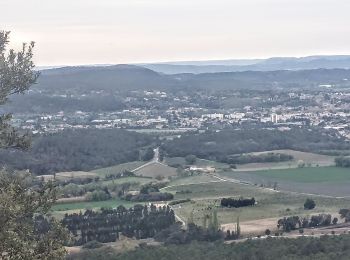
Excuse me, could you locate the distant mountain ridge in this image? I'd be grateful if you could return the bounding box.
[141,55,350,74]
[34,64,350,92]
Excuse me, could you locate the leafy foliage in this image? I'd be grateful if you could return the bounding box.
[0,31,39,149]
[0,31,68,259]
[0,171,68,259]
[335,156,350,167]
[185,155,197,164]
[223,152,293,164]
[339,209,350,222]
[277,214,334,232]
[155,223,224,245]
[304,198,316,210]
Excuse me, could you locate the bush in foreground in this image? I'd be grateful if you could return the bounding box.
[69,235,350,260]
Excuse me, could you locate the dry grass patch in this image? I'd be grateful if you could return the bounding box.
[236,149,335,171]
[56,171,98,180]
[133,162,177,178]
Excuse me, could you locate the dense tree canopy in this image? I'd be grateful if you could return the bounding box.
[62,205,176,245]
[304,198,316,210]
[68,235,350,260]
[162,128,349,161]
[220,197,255,208]
[0,170,68,259]
[0,128,155,174]
[335,156,350,167]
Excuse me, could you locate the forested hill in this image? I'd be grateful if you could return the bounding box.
[162,128,350,161]
[35,65,350,92]
[35,64,181,92]
[172,69,350,90]
[0,129,156,174]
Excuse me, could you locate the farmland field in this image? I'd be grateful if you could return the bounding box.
[133,162,177,178]
[233,167,350,183]
[217,166,350,197]
[50,152,350,239]
[164,181,350,234]
[165,174,221,188]
[166,181,277,200]
[236,149,335,171]
[55,171,98,179]
[165,157,230,169]
[101,176,153,185]
[91,161,145,176]
[164,150,335,173]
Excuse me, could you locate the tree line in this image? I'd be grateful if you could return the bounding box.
[220,197,256,208]
[155,223,225,245]
[335,156,350,167]
[57,170,144,200]
[339,208,350,222]
[62,204,176,245]
[222,153,293,165]
[123,182,174,202]
[161,128,350,162]
[277,214,338,232]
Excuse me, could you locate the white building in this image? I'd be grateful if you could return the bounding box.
[271,114,279,123]
[201,113,224,120]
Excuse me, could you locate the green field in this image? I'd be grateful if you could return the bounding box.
[164,181,350,228]
[240,167,350,183]
[101,177,153,185]
[165,181,274,200]
[166,174,220,188]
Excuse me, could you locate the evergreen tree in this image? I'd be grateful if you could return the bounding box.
[0,31,67,259]
[236,217,241,238]
[0,31,39,149]
[212,209,219,231]
[202,214,208,229]
[188,210,195,227]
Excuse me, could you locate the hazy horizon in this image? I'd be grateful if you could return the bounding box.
[3,0,350,66]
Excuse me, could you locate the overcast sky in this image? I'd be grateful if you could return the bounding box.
[2,0,350,65]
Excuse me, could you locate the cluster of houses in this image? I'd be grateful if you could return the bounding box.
[10,89,350,139]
